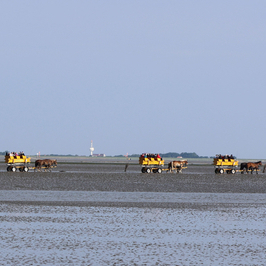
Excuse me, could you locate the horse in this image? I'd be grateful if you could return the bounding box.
[168,160,188,173]
[34,160,41,171]
[34,159,54,172]
[240,161,262,174]
[246,161,262,174]
[240,162,248,174]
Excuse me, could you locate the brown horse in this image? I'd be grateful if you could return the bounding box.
[35,159,54,172]
[168,160,188,173]
[241,161,262,174]
[246,161,262,174]
[34,160,42,171]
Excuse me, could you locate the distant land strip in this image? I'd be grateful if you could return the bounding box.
[0,151,209,158]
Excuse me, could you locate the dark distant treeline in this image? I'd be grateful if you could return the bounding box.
[44,154,80,157]
[163,152,208,158]
[126,152,208,158]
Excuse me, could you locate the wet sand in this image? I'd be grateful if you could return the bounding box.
[0,164,266,193]
[1,162,266,265]
[0,163,265,207]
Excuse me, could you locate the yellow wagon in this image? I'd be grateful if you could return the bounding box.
[213,156,238,174]
[5,153,31,172]
[139,154,165,173]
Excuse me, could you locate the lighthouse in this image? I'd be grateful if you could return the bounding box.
[90,140,94,156]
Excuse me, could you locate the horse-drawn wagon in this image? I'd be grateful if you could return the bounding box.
[5,152,57,172]
[213,154,263,174]
[139,153,187,173]
[213,155,238,174]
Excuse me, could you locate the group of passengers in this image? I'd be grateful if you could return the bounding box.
[140,153,161,159]
[6,151,25,157]
[216,154,235,160]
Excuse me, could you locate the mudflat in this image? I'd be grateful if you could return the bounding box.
[0,163,265,193]
[1,162,266,265]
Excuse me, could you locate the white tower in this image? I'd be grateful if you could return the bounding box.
[90,140,94,156]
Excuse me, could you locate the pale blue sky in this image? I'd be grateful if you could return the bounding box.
[1,1,266,158]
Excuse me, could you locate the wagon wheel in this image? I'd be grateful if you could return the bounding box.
[231,169,236,174]
[11,166,16,172]
[215,168,219,174]
[7,166,11,172]
[219,169,224,174]
[146,168,151,173]
[24,166,29,172]
[157,168,162,174]
[141,167,146,173]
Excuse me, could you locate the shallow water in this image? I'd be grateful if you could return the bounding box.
[1,203,266,265]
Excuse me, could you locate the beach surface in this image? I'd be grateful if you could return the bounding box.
[0,161,266,265]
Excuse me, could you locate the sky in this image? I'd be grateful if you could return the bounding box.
[1,1,266,158]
